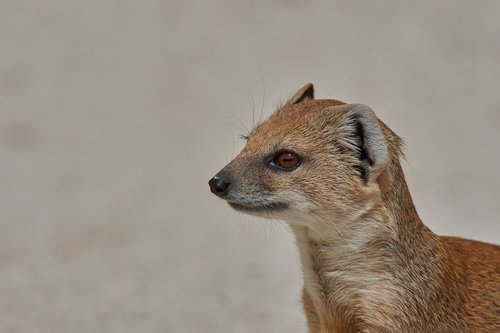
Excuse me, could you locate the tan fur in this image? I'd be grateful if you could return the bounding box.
[209,84,500,332]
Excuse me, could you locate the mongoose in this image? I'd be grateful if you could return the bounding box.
[208,83,500,333]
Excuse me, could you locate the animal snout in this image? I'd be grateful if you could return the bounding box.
[209,173,232,197]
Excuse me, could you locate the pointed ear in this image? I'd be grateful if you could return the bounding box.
[285,83,314,106]
[342,104,388,184]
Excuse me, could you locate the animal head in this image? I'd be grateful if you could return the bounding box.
[209,84,401,226]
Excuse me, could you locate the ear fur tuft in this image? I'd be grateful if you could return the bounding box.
[343,104,388,184]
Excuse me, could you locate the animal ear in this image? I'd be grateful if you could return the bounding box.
[286,83,314,106]
[342,104,388,184]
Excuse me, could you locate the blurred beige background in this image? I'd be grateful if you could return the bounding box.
[1,1,499,332]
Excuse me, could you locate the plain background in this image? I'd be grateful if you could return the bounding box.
[1,1,499,332]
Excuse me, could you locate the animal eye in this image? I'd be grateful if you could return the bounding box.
[273,151,299,170]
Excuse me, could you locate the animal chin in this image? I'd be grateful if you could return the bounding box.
[228,201,289,213]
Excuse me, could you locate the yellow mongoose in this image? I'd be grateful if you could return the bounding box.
[209,84,500,333]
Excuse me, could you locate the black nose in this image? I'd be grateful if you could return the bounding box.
[209,174,231,197]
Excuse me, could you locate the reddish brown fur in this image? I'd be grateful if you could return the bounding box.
[210,84,500,332]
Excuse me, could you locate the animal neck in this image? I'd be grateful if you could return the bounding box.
[378,153,428,239]
[289,155,447,331]
[290,202,400,331]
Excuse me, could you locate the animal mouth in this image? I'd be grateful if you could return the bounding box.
[228,201,289,212]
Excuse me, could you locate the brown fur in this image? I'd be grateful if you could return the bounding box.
[209,84,500,332]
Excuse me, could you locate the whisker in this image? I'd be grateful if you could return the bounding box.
[229,125,236,159]
[322,82,347,99]
[258,66,266,124]
[242,89,256,129]
[269,219,286,245]
[224,116,250,137]
[222,147,228,164]
[237,218,247,242]
[261,220,271,247]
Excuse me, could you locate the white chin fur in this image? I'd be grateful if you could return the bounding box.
[229,192,315,221]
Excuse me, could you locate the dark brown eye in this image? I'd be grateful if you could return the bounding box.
[275,152,299,170]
